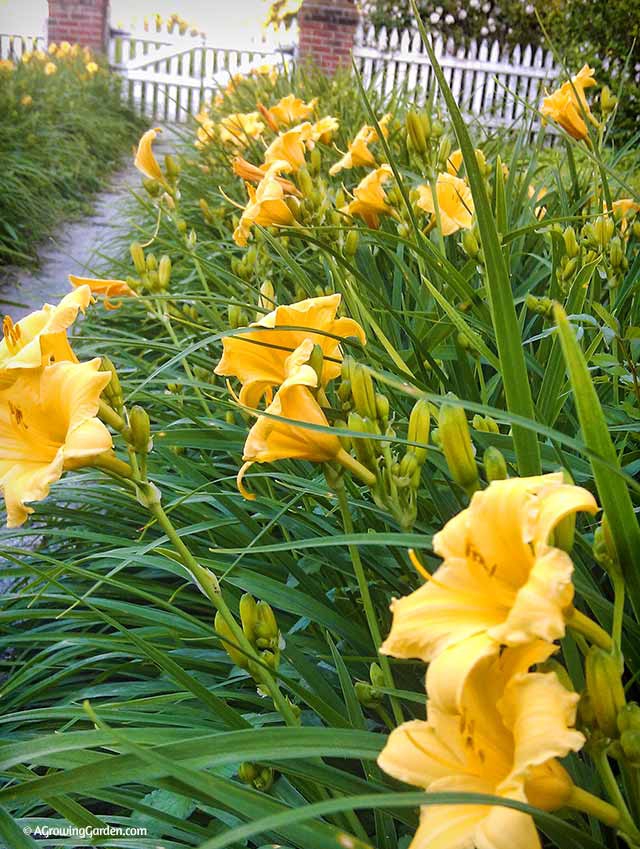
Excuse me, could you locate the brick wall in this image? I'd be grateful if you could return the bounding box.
[298,0,359,75]
[47,0,110,53]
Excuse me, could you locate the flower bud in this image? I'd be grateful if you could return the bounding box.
[237,762,258,783]
[253,765,275,791]
[348,412,377,470]
[585,647,626,738]
[609,237,624,270]
[99,355,123,413]
[146,253,158,272]
[285,196,300,219]
[228,304,244,328]
[128,406,152,453]
[176,218,187,234]
[215,610,248,669]
[524,761,575,811]
[310,147,322,174]
[406,111,427,155]
[483,446,507,482]
[593,216,615,248]
[130,241,146,274]
[355,681,380,708]
[344,229,360,257]
[351,363,377,420]
[439,400,479,495]
[158,255,172,289]
[461,228,481,260]
[254,600,279,645]
[408,398,430,464]
[375,393,389,424]
[537,659,575,692]
[308,343,324,387]
[436,136,452,171]
[472,415,499,434]
[398,451,419,480]
[370,662,384,689]
[617,703,640,734]
[258,279,275,312]
[552,468,576,553]
[563,226,580,259]
[298,167,314,197]
[620,731,640,767]
[142,178,161,197]
[525,293,555,320]
[239,593,257,643]
[601,85,617,116]
[164,153,180,177]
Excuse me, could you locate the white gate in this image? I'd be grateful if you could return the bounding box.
[109,23,294,123]
[353,23,559,132]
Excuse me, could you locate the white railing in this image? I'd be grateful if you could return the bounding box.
[0,33,46,61]
[109,22,294,123]
[354,24,559,132]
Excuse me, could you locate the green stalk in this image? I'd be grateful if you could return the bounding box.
[410,0,541,476]
[335,485,403,726]
[567,609,613,651]
[554,305,640,616]
[593,749,640,846]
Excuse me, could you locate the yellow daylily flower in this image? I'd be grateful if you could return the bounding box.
[48,42,58,55]
[381,474,598,671]
[263,125,309,171]
[269,94,317,127]
[44,61,57,75]
[86,61,99,75]
[541,64,598,140]
[344,164,394,229]
[231,156,301,196]
[219,112,265,149]
[21,94,33,107]
[215,292,365,407]
[308,115,339,146]
[446,147,487,177]
[528,185,548,220]
[609,198,640,234]
[0,287,92,388]
[378,642,585,849]
[237,339,342,499]
[134,127,163,181]
[0,59,15,72]
[0,359,112,527]
[329,124,378,176]
[416,173,474,235]
[69,275,137,310]
[232,163,296,247]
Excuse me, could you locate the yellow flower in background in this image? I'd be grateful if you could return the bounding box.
[378,642,585,849]
[44,62,57,76]
[134,127,164,181]
[48,42,58,55]
[344,164,394,229]
[329,124,377,176]
[86,61,99,75]
[237,339,342,499]
[0,287,91,388]
[308,115,340,146]
[541,64,598,140]
[263,125,309,171]
[69,275,137,310]
[232,163,296,247]
[416,173,474,235]
[610,198,640,234]
[20,94,33,107]
[59,41,72,55]
[381,474,598,675]
[528,184,548,220]
[219,112,265,149]
[0,359,112,527]
[21,51,32,64]
[215,293,366,407]
[0,59,15,72]
[446,147,487,177]
[232,156,301,196]
[269,93,317,127]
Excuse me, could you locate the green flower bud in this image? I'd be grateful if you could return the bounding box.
[563,226,580,259]
[258,279,275,311]
[350,363,377,420]
[398,451,419,480]
[370,662,385,689]
[439,400,479,495]
[561,257,578,281]
[617,703,640,734]
[436,136,452,171]
[421,112,432,139]
[176,218,188,234]
[215,610,247,669]
[228,304,243,328]
[158,255,172,289]
[344,229,360,257]
[146,253,158,272]
[593,216,615,248]
[620,731,640,767]
[239,593,257,643]
[142,178,161,196]
[99,356,123,414]
[285,196,300,219]
[406,111,427,154]
[355,680,379,708]
[254,600,279,644]
[461,228,481,260]
[525,293,555,320]
[585,647,626,738]
[483,446,507,482]
[310,147,322,174]
[610,237,624,270]
[375,393,390,424]
[253,765,275,791]
[348,411,377,470]
[164,153,180,177]
[308,343,324,387]
[128,406,152,453]
[601,85,617,116]
[130,241,146,274]
[237,762,258,783]
[594,515,623,580]
[408,398,430,464]
[298,167,314,197]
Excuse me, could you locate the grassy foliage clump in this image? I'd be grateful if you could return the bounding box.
[0,44,144,267]
[1,26,640,849]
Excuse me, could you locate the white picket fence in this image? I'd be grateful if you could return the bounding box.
[353,24,559,132]
[0,33,46,60]
[109,23,294,123]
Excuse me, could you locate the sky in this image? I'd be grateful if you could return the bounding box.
[0,0,283,45]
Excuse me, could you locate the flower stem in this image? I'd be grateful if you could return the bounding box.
[336,448,376,488]
[568,785,620,827]
[335,483,403,726]
[612,574,626,653]
[98,400,127,433]
[593,748,640,845]
[567,609,613,651]
[91,453,134,479]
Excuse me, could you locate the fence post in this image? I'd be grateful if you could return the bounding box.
[298,0,359,75]
[47,0,110,53]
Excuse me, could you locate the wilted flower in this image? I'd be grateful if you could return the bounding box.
[0,359,112,526]
[416,173,474,235]
[541,65,598,140]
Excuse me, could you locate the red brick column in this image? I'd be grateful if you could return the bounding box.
[47,0,110,53]
[298,0,359,75]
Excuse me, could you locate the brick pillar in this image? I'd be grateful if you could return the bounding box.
[47,0,110,53]
[298,0,359,75]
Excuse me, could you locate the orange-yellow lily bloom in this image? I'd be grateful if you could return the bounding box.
[69,275,137,310]
[219,112,265,149]
[329,115,391,176]
[344,164,395,229]
[0,359,113,527]
[263,126,309,172]
[232,163,296,247]
[232,156,301,196]
[378,641,585,849]
[215,293,365,408]
[416,173,474,235]
[0,287,91,388]
[134,127,163,181]
[308,115,339,146]
[446,147,487,177]
[237,339,342,499]
[268,93,317,127]
[381,474,598,674]
[541,64,598,140]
